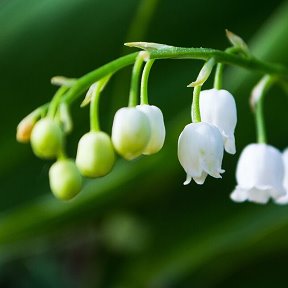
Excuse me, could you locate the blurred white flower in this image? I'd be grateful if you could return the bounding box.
[230,143,285,204]
[195,89,237,154]
[177,122,225,185]
[136,104,165,155]
[111,107,151,160]
[275,148,288,204]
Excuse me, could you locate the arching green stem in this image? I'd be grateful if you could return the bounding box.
[252,75,275,143]
[63,52,138,104]
[140,59,155,105]
[89,76,111,132]
[60,46,288,108]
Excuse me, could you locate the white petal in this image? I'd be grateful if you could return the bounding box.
[230,186,248,202]
[247,187,270,204]
[223,134,236,155]
[183,174,192,185]
[193,171,208,185]
[198,89,237,155]
[136,105,166,155]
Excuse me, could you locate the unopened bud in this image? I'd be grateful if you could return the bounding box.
[49,159,82,200]
[31,118,64,159]
[16,116,36,143]
[76,131,115,177]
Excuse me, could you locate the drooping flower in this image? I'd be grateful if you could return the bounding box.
[30,118,64,159]
[49,159,82,200]
[76,131,115,178]
[111,107,151,160]
[275,148,288,204]
[195,89,237,154]
[177,122,225,185]
[136,104,165,155]
[230,143,285,204]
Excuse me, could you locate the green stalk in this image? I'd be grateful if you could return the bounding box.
[192,86,201,123]
[61,46,288,108]
[63,52,139,104]
[214,63,224,90]
[90,87,101,132]
[140,59,155,105]
[47,86,69,118]
[253,75,275,143]
[147,46,288,76]
[128,53,145,107]
[255,96,267,143]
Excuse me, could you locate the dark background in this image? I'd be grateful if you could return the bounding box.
[1,0,288,287]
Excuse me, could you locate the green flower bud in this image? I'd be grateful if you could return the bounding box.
[30,118,63,159]
[111,107,151,160]
[76,131,115,177]
[49,159,82,200]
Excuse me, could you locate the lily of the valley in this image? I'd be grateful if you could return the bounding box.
[195,89,237,154]
[230,143,285,204]
[178,122,225,185]
[111,107,151,160]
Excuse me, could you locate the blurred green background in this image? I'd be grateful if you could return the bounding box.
[1,0,288,287]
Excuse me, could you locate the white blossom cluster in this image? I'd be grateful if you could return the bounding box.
[178,89,236,185]
[177,88,288,205]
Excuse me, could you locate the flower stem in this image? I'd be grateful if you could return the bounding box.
[146,46,288,77]
[214,63,224,89]
[63,52,139,104]
[255,97,267,143]
[141,59,155,105]
[90,76,111,132]
[48,86,69,118]
[192,86,202,123]
[253,75,275,144]
[128,53,145,107]
[61,45,288,108]
[90,87,101,132]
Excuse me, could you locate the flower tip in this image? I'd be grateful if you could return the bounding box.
[187,82,197,88]
[183,175,192,185]
[224,136,236,154]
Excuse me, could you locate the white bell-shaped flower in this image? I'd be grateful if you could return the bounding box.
[177,122,225,185]
[275,148,288,204]
[111,107,151,160]
[195,89,237,154]
[230,143,285,204]
[136,104,165,155]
